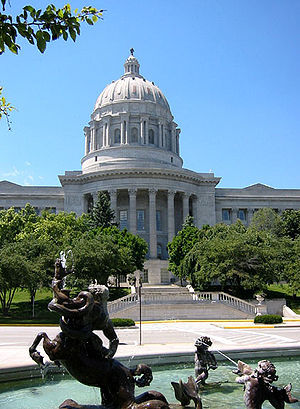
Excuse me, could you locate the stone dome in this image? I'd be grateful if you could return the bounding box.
[82,50,182,174]
[93,52,171,115]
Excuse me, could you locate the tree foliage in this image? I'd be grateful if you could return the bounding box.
[91,191,115,229]
[0,242,29,314]
[280,210,300,240]
[249,208,282,236]
[0,1,103,54]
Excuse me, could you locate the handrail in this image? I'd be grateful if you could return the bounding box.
[107,293,139,314]
[107,289,257,315]
[217,292,256,314]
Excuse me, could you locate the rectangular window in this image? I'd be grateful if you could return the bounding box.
[238,209,246,221]
[156,210,162,231]
[140,269,149,283]
[137,210,145,231]
[119,210,128,230]
[222,209,231,221]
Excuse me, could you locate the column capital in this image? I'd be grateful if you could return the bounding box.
[168,189,175,197]
[148,188,158,196]
[128,188,137,196]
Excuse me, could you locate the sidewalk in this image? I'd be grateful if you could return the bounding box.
[1,320,300,382]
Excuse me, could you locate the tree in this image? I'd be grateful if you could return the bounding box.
[101,226,148,271]
[15,235,56,317]
[0,242,29,315]
[167,220,200,284]
[0,2,103,54]
[249,208,282,236]
[280,210,300,240]
[180,222,290,294]
[71,232,134,285]
[91,191,116,229]
[0,86,14,129]
[0,1,103,125]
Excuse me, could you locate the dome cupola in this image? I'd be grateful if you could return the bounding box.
[123,48,140,77]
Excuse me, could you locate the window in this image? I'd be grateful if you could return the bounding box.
[137,210,145,231]
[157,244,162,259]
[140,269,149,283]
[119,210,128,230]
[238,209,246,221]
[222,209,231,221]
[95,156,97,162]
[149,129,155,144]
[130,127,138,143]
[156,210,162,231]
[114,128,121,144]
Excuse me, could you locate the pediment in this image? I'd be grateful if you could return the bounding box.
[0,180,22,191]
[243,183,275,191]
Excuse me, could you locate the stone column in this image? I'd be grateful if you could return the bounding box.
[84,127,90,155]
[192,196,198,226]
[167,190,175,242]
[102,123,106,147]
[149,188,157,258]
[248,208,254,224]
[121,121,125,145]
[232,207,238,223]
[182,193,189,223]
[158,121,162,147]
[107,117,111,147]
[92,191,98,206]
[125,119,129,144]
[145,119,149,145]
[140,118,144,145]
[196,196,202,228]
[129,188,137,235]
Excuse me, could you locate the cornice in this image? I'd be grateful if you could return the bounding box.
[59,167,221,187]
[215,195,300,201]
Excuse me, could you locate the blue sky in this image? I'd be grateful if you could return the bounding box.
[1,0,299,189]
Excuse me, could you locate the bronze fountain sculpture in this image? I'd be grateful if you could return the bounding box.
[29,254,298,409]
[235,359,298,409]
[29,255,169,409]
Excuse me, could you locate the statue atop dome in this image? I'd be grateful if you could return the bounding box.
[130,47,134,56]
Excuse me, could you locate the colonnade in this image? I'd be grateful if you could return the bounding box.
[90,188,198,259]
[84,115,179,154]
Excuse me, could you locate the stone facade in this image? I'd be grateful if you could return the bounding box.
[1,52,300,284]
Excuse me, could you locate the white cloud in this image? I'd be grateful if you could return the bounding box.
[25,161,31,166]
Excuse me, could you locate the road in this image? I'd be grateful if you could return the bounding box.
[0,321,300,370]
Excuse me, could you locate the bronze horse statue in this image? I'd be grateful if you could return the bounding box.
[29,258,169,409]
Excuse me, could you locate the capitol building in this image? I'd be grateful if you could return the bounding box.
[1,51,300,284]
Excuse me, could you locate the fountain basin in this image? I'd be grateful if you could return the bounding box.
[0,357,299,409]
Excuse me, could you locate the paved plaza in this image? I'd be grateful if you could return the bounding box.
[1,320,300,372]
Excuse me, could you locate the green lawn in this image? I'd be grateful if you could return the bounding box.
[0,287,131,325]
[266,284,300,315]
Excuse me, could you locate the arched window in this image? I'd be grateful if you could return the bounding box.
[130,127,138,143]
[114,128,121,144]
[149,129,155,144]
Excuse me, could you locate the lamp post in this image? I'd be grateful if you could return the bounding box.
[139,277,142,345]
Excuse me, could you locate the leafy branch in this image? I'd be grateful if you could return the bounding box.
[0,2,103,54]
[0,86,15,130]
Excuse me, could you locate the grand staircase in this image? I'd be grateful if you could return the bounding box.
[108,285,258,321]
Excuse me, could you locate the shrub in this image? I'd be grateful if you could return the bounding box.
[111,318,135,327]
[254,314,283,324]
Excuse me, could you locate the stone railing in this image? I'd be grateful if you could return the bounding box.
[216,292,257,315]
[108,293,139,314]
[108,289,258,315]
